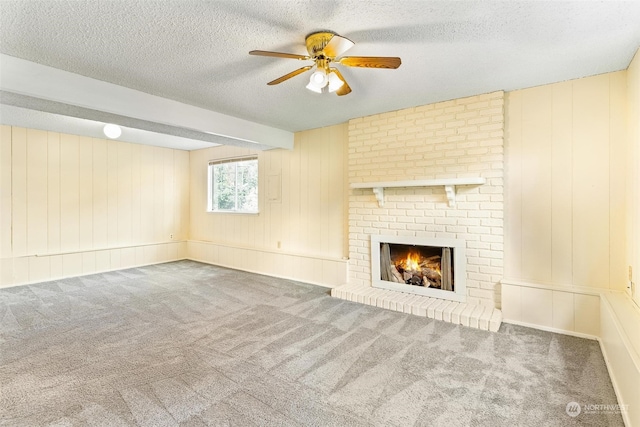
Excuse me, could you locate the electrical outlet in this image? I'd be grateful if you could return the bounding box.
[277,241,281,249]
[170,234,174,240]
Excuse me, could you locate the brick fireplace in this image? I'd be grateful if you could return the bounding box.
[333,91,504,330]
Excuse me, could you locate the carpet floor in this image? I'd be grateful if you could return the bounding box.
[0,260,623,426]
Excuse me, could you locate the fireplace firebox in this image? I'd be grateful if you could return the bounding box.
[371,235,467,302]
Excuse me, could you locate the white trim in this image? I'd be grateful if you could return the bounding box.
[187,239,348,263]
[0,240,186,259]
[599,295,638,427]
[371,235,467,303]
[601,294,640,373]
[502,319,599,340]
[501,277,606,296]
[186,256,334,289]
[597,336,631,427]
[0,245,187,289]
[208,155,258,166]
[208,158,259,213]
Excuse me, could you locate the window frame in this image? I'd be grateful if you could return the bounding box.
[207,156,259,214]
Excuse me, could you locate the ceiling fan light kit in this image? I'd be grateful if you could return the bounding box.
[305,66,345,94]
[309,68,328,87]
[103,123,122,139]
[250,31,401,96]
[327,71,344,92]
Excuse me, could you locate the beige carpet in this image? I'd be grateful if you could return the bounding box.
[0,261,623,426]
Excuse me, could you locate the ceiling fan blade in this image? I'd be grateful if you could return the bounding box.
[267,66,313,85]
[249,50,310,60]
[331,68,352,96]
[323,34,355,58]
[338,56,401,69]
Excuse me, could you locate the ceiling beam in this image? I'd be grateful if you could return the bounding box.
[0,54,294,150]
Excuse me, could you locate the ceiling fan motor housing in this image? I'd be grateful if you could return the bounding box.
[305,31,336,57]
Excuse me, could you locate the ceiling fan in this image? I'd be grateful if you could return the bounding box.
[249,31,401,96]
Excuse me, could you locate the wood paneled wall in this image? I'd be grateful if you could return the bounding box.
[188,124,349,286]
[504,71,628,291]
[0,126,189,286]
[627,49,640,307]
[501,71,631,336]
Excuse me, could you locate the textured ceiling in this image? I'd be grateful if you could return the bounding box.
[1,0,640,139]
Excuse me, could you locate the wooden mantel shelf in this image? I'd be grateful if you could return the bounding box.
[350,177,486,207]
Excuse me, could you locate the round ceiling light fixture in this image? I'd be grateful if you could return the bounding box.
[103,124,122,139]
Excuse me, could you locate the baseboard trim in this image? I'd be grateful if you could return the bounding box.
[599,294,639,427]
[501,278,606,296]
[187,239,347,263]
[501,319,599,340]
[187,257,334,289]
[186,240,348,287]
[597,335,632,427]
[0,241,188,288]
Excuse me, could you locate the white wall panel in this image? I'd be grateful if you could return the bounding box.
[26,129,48,255]
[130,143,142,244]
[551,291,574,332]
[520,86,553,282]
[11,127,27,256]
[188,123,349,286]
[505,72,628,291]
[188,240,347,288]
[0,126,12,258]
[572,76,611,288]
[60,133,80,253]
[47,132,61,254]
[626,49,640,307]
[550,84,574,285]
[0,126,189,287]
[78,136,93,251]
[92,138,108,249]
[117,141,133,246]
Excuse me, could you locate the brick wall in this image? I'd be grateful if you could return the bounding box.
[348,91,504,308]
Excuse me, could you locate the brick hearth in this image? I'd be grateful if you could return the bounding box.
[332,284,502,331]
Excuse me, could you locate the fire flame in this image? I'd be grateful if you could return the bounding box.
[396,252,442,276]
[403,252,421,272]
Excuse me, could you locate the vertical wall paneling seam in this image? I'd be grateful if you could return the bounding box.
[56,133,60,260]
[10,127,14,259]
[570,82,575,289]
[608,78,612,291]
[44,131,49,264]
[171,151,175,243]
[89,139,94,251]
[518,94,523,292]
[551,88,556,287]
[550,91,555,305]
[25,129,29,263]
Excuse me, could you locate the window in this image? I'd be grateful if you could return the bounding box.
[208,157,258,213]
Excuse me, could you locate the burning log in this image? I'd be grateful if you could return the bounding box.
[388,265,404,283]
[422,268,441,288]
[408,274,422,286]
